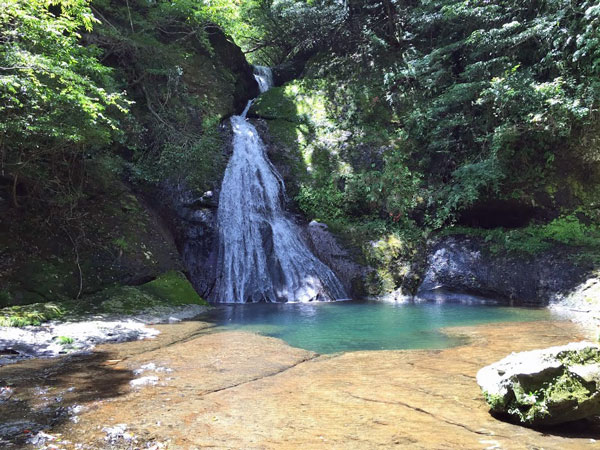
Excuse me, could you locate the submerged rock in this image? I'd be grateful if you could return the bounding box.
[477,341,600,426]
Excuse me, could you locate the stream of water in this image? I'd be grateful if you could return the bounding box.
[211,66,346,303]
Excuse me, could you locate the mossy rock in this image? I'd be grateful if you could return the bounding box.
[139,271,207,306]
[13,259,79,300]
[251,86,301,121]
[477,342,600,426]
[0,302,70,327]
[92,271,208,314]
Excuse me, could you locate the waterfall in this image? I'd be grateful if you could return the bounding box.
[253,65,274,94]
[211,67,347,303]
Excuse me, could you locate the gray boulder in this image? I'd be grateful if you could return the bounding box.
[477,341,600,426]
[418,235,592,305]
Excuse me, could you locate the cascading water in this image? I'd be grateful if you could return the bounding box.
[211,66,347,303]
[253,65,273,94]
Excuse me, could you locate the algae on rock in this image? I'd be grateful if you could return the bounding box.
[477,341,600,426]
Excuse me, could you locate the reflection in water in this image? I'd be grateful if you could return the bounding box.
[200,301,552,354]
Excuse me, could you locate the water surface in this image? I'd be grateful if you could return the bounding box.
[201,301,552,354]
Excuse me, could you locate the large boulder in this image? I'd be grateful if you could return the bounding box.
[477,342,600,426]
[418,235,592,305]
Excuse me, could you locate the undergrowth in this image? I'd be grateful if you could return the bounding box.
[0,271,208,327]
[442,215,600,259]
[0,302,70,327]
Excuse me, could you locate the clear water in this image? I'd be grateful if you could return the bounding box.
[203,301,552,353]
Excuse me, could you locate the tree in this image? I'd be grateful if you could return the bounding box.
[0,0,127,212]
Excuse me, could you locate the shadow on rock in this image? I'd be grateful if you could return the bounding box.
[0,351,135,446]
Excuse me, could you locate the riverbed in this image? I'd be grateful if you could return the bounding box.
[0,305,598,449]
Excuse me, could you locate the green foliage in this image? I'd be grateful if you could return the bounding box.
[296,181,346,224]
[57,335,74,344]
[261,0,600,228]
[91,0,239,192]
[0,0,128,212]
[0,271,207,327]
[445,215,600,256]
[215,0,347,65]
[112,236,130,252]
[378,0,600,225]
[0,302,68,327]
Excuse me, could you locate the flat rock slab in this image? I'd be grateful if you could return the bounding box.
[2,320,599,449]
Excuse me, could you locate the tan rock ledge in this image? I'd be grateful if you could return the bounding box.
[1,319,598,449]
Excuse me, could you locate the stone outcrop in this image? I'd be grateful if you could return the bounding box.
[206,28,260,113]
[418,235,592,305]
[2,319,596,448]
[477,341,600,426]
[304,220,369,297]
[550,276,600,330]
[156,184,219,300]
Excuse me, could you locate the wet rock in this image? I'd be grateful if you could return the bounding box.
[477,341,600,426]
[0,303,207,365]
[27,430,58,446]
[0,320,160,363]
[377,288,413,303]
[206,28,259,113]
[133,363,172,376]
[155,182,219,300]
[0,420,44,442]
[418,235,591,305]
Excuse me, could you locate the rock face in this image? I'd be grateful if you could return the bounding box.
[156,183,219,300]
[206,29,259,113]
[303,221,369,297]
[550,276,600,330]
[418,235,592,305]
[477,341,600,426]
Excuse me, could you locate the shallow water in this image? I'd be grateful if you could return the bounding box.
[200,301,552,353]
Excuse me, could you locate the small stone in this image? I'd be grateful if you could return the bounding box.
[130,376,159,388]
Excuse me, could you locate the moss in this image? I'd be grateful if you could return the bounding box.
[140,271,208,306]
[545,372,593,404]
[57,336,74,345]
[252,86,302,121]
[0,302,69,327]
[483,391,509,412]
[557,347,600,365]
[485,365,600,425]
[506,370,595,424]
[92,271,207,314]
[14,259,79,300]
[0,271,206,327]
[0,290,12,308]
[94,286,161,314]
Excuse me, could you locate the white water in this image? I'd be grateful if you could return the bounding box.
[211,67,347,303]
[253,65,274,93]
